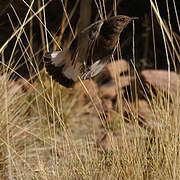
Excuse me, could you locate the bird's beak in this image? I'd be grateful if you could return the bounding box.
[130,17,139,21]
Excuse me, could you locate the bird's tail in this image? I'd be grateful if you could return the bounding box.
[44,49,79,88]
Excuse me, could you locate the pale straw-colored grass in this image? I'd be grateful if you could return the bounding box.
[0,0,180,179]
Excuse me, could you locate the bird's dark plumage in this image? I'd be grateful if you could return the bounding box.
[44,15,137,88]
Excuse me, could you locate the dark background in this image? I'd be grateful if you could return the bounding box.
[0,0,179,79]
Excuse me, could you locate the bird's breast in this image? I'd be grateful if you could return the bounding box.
[93,34,119,59]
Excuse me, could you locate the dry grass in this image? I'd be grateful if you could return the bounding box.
[0,0,180,179]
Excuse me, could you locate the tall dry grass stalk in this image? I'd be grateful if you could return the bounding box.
[0,0,179,179]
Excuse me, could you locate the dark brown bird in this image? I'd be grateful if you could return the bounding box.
[44,15,138,88]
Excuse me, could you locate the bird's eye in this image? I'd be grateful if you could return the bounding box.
[118,18,125,22]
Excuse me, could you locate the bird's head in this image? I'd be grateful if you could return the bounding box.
[107,15,138,34]
[100,15,138,39]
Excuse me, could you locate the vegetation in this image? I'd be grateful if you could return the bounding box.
[0,0,180,179]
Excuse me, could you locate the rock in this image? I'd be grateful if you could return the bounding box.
[99,76,133,99]
[0,75,23,95]
[124,100,151,121]
[97,126,149,152]
[141,70,180,93]
[73,80,109,116]
[106,59,130,79]
[74,80,99,104]
[98,98,113,124]
[97,131,118,151]
[123,99,163,133]
[17,78,32,91]
[99,81,117,100]
[94,59,130,85]
[116,75,134,88]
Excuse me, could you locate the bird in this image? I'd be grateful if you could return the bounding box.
[44,15,138,88]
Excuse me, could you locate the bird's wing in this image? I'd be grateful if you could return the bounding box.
[81,55,112,80]
[44,49,76,88]
[43,20,104,88]
[70,20,104,67]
